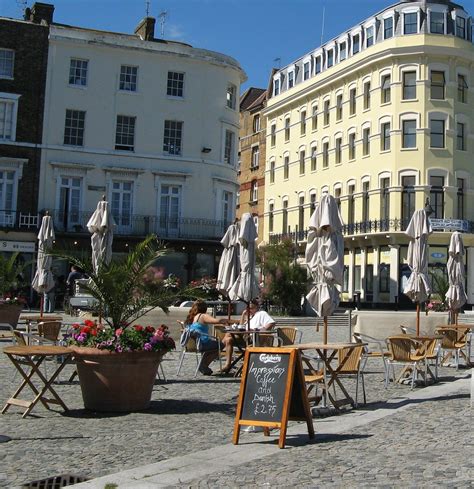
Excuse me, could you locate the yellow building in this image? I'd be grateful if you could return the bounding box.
[264,0,474,308]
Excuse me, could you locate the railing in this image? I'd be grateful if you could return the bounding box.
[0,210,40,230]
[50,210,229,240]
[269,218,474,244]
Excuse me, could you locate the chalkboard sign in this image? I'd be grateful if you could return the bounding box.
[233,347,314,449]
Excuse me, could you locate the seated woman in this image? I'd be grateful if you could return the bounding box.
[185,300,230,376]
[220,299,275,374]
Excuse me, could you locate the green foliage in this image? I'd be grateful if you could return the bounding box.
[430,269,449,303]
[51,235,186,328]
[0,252,26,296]
[258,239,310,316]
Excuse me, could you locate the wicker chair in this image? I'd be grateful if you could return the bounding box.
[336,345,366,407]
[276,326,301,346]
[37,321,62,344]
[386,336,426,389]
[435,326,470,370]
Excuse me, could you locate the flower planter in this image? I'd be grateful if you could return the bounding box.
[71,347,165,412]
[0,303,23,328]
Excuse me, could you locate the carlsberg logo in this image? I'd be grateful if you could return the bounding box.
[259,354,281,364]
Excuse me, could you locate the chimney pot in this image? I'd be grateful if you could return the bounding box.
[134,17,156,41]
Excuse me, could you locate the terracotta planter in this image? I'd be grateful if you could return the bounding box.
[0,303,23,328]
[71,347,164,412]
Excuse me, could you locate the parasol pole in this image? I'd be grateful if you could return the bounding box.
[227,297,232,322]
[416,302,420,336]
[39,294,44,318]
[246,301,251,331]
[323,316,328,344]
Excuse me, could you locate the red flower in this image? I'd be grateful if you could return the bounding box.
[145,326,155,333]
[134,325,144,332]
[72,323,80,330]
[81,326,91,334]
[84,319,96,327]
[90,329,97,336]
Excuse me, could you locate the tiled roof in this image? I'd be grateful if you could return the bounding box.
[240,87,266,111]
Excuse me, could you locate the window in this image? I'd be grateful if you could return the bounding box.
[284,118,290,141]
[270,160,275,183]
[0,170,15,225]
[284,155,289,179]
[167,71,184,97]
[311,146,317,171]
[251,146,259,168]
[343,265,349,293]
[379,261,390,293]
[300,110,306,135]
[348,133,356,160]
[310,193,316,215]
[430,11,445,34]
[311,105,318,130]
[380,177,390,221]
[322,142,329,168]
[362,127,370,156]
[362,181,370,221]
[363,82,371,110]
[63,109,85,146]
[324,100,330,126]
[69,58,88,86]
[353,34,360,54]
[120,65,138,92]
[288,70,295,89]
[315,56,322,74]
[349,88,356,115]
[222,191,233,226]
[303,62,310,81]
[160,185,181,231]
[458,75,468,103]
[299,150,305,175]
[457,179,464,219]
[430,119,445,148]
[334,188,341,210]
[381,75,391,104]
[336,94,343,121]
[115,115,136,151]
[298,196,305,233]
[366,26,374,47]
[402,119,417,148]
[282,200,288,233]
[456,16,466,39]
[384,17,393,39]
[270,123,276,146]
[340,42,347,61]
[253,115,261,133]
[236,191,240,208]
[112,181,133,229]
[327,50,334,68]
[402,71,417,100]
[348,185,355,225]
[0,99,15,140]
[430,71,445,100]
[226,84,236,109]
[59,176,82,229]
[250,180,258,202]
[0,49,14,78]
[274,78,280,96]
[163,120,183,156]
[401,175,416,224]
[381,122,391,151]
[457,122,466,151]
[404,12,418,34]
[224,129,234,164]
[335,137,342,164]
[269,203,274,233]
[430,176,444,219]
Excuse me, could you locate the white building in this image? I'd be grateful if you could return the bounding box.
[39,17,246,282]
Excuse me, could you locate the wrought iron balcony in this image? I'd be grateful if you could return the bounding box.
[50,210,229,240]
[0,210,40,230]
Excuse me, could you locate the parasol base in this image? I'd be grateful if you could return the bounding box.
[0,435,11,443]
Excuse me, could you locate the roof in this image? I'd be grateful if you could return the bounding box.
[240,88,266,111]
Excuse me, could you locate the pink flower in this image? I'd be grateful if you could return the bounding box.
[143,343,152,351]
[115,328,123,336]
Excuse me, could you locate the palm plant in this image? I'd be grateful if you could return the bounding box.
[52,235,182,328]
[0,252,26,297]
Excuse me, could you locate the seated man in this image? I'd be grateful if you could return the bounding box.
[220,299,275,374]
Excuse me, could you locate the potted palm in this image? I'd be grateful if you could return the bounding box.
[0,252,27,327]
[55,235,181,412]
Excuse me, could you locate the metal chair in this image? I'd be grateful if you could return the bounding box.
[386,336,426,389]
[335,345,366,407]
[435,326,470,370]
[353,332,390,386]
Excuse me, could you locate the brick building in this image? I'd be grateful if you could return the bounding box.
[237,88,267,242]
[0,3,52,258]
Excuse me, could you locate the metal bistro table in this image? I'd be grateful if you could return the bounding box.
[288,342,366,411]
[2,345,72,418]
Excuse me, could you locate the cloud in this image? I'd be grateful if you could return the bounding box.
[166,23,186,40]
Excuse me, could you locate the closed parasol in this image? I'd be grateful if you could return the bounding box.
[446,231,467,323]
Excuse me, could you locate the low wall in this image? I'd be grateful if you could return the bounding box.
[353,310,449,338]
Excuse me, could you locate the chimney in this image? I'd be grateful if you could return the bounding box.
[134,17,155,41]
[28,2,55,25]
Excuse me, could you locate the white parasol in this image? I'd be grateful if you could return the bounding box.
[216,221,240,296]
[305,194,344,343]
[403,208,432,335]
[32,214,55,316]
[87,199,114,274]
[446,231,467,323]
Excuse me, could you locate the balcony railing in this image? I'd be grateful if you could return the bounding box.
[50,210,229,240]
[0,210,40,230]
[269,218,474,245]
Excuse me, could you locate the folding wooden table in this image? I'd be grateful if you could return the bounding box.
[2,345,72,418]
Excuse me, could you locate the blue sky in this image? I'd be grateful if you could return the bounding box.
[2,0,473,91]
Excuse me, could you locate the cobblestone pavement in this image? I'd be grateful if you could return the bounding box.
[0,317,471,488]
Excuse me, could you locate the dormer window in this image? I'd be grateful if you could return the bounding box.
[339,42,347,61]
[456,16,466,39]
[366,26,375,47]
[353,34,360,54]
[315,56,322,74]
[274,78,280,96]
[327,49,334,68]
[384,17,393,39]
[288,70,295,89]
[303,61,310,81]
[430,11,445,34]
[403,11,418,34]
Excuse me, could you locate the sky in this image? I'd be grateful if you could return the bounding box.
[1,0,474,91]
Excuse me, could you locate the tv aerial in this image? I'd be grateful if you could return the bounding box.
[158,11,167,38]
